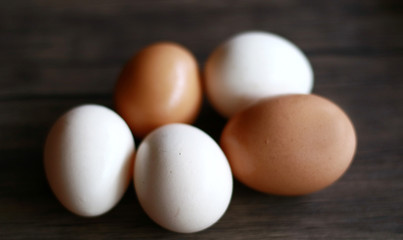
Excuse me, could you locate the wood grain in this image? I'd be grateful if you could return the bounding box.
[0,0,402,239]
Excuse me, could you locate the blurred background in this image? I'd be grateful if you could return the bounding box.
[0,0,402,239]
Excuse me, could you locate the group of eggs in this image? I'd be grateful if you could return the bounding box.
[44,31,357,233]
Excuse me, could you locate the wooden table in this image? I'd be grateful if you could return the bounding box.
[1,0,402,239]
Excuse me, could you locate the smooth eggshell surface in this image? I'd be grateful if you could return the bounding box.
[44,104,135,217]
[115,42,203,138]
[134,124,233,233]
[221,94,356,196]
[205,31,313,117]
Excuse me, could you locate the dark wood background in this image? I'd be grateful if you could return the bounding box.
[1,0,402,239]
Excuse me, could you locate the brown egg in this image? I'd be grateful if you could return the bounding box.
[115,42,202,138]
[221,94,357,196]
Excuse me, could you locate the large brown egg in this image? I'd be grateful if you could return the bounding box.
[115,42,202,138]
[221,94,356,196]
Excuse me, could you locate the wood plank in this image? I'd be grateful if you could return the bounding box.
[2,1,402,58]
[0,148,401,239]
[0,81,401,151]
[1,54,402,96]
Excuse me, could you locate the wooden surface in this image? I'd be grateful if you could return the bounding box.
[1,0,402,239]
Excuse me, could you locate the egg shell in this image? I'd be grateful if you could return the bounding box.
[134,123,233,233]
[44,104,135,217]
[221,94,356,196]
[115,42,203,138]
[205,31,314,117]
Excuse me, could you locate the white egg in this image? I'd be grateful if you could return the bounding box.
[134,123,233,233]
[44,104,135,217]
[205,31,314,117]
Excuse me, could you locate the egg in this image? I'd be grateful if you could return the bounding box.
[114,42,203,138]
[221,94,356,196]
[205,31,314,117]
[44,104,135,217]
[134,123,233,233]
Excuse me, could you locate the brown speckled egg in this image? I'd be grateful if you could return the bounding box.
[220,94,357,196]
[114,42,202,138]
